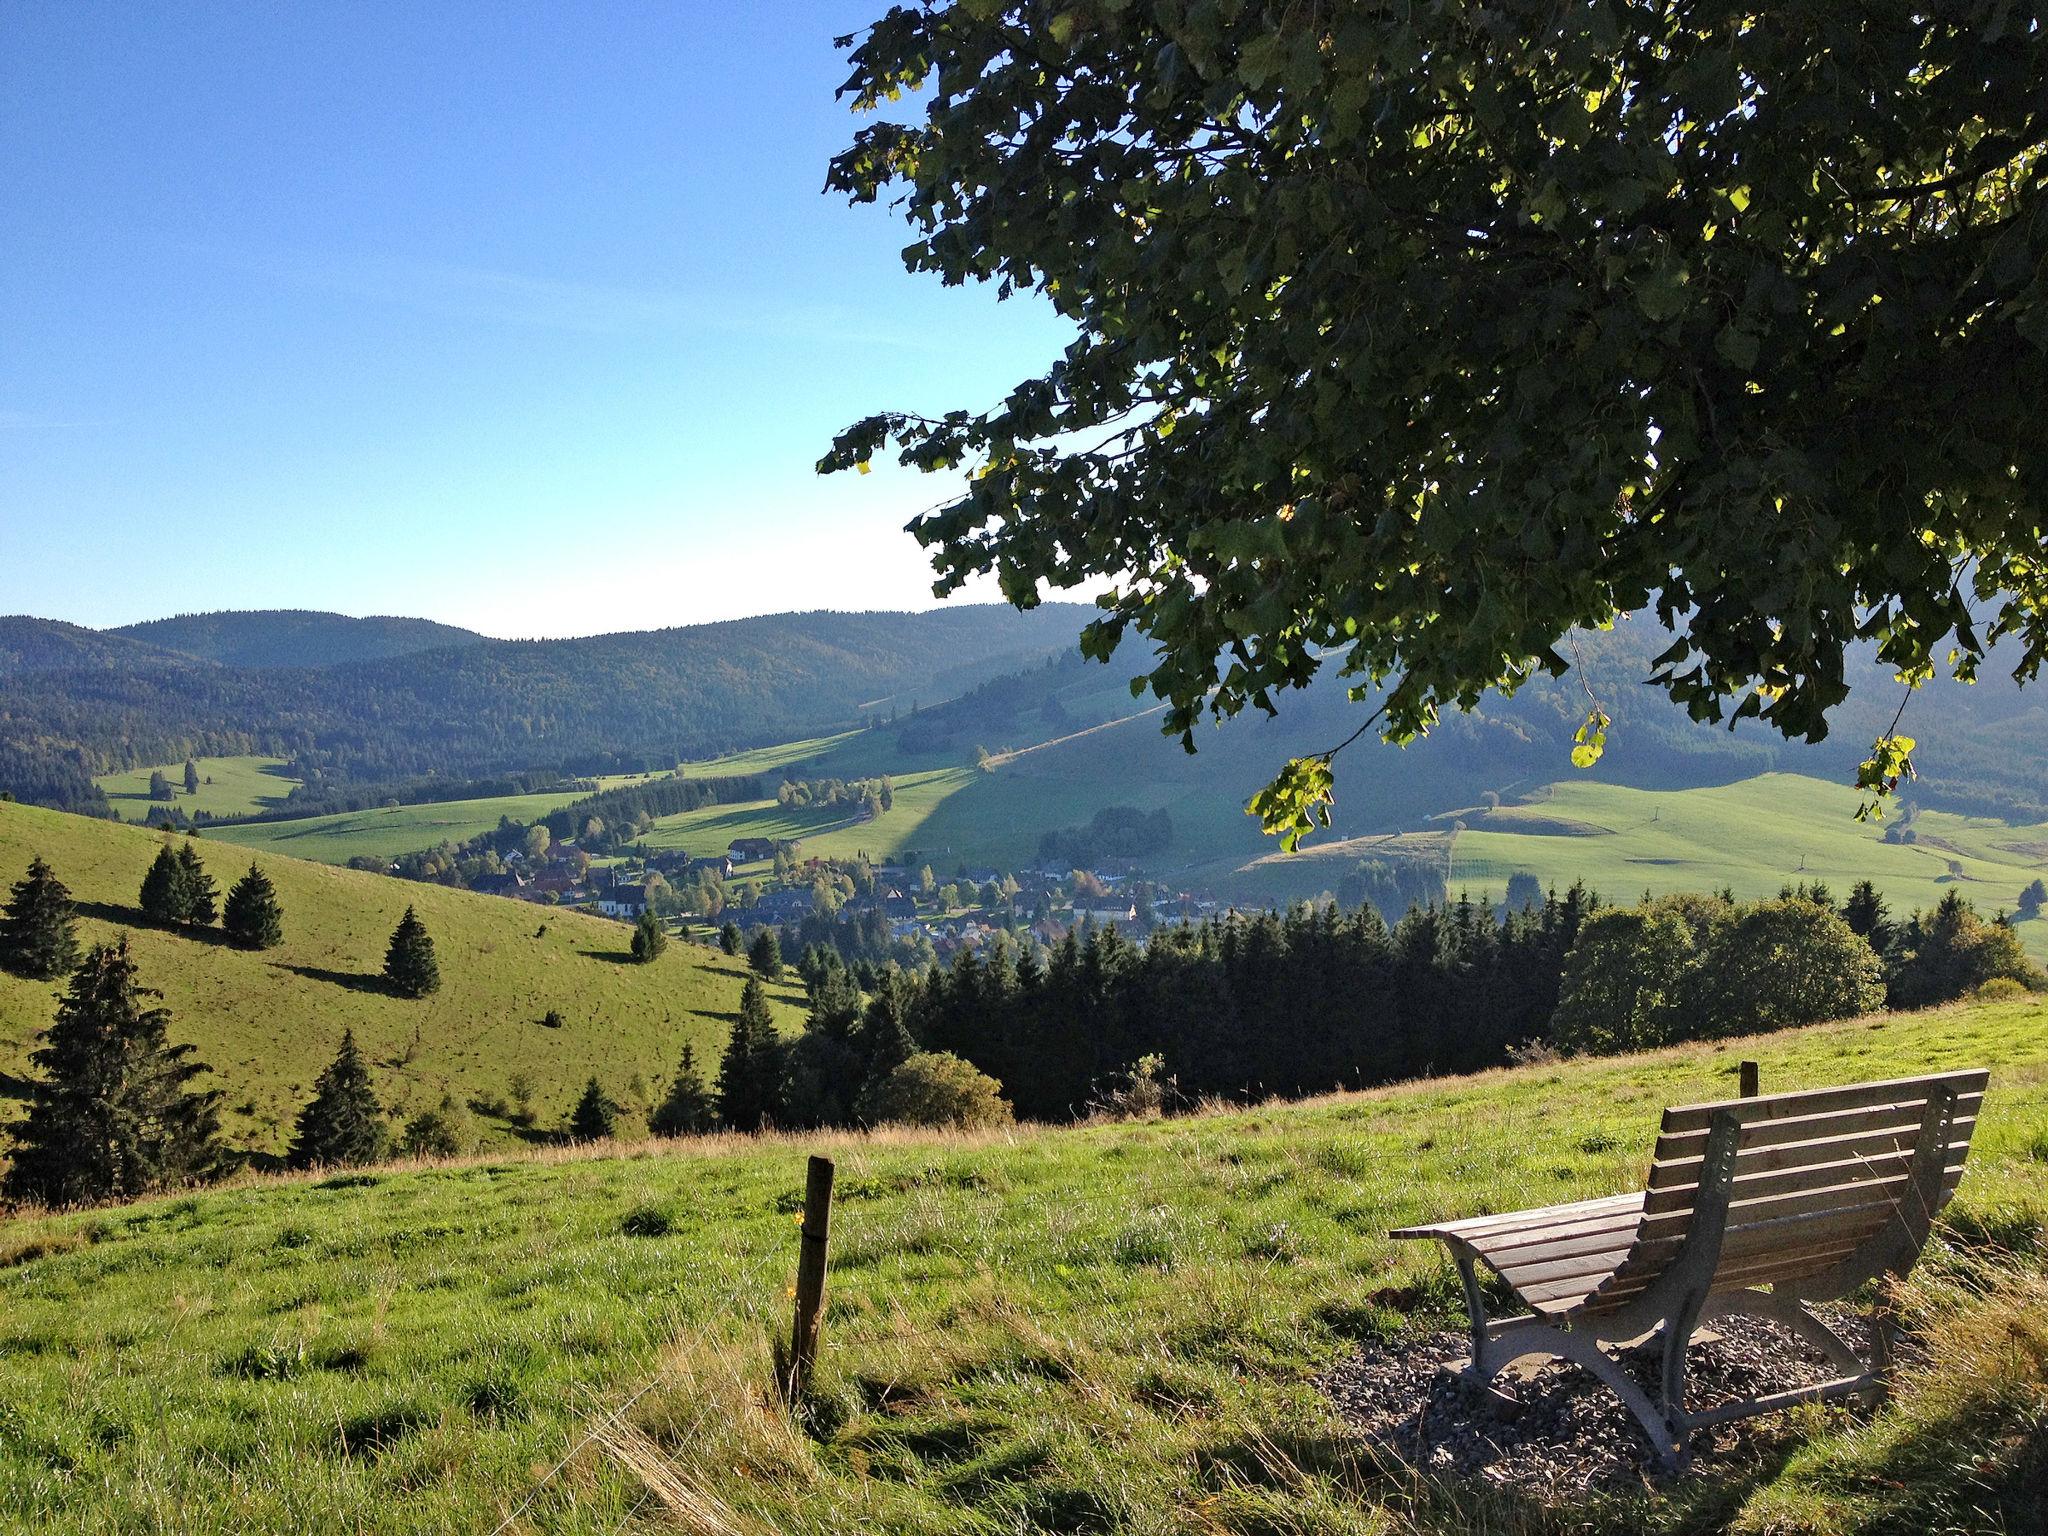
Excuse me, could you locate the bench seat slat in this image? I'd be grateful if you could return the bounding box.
[1388,1192,1641,1243]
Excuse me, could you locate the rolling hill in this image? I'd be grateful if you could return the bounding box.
[0,605,1092,799]
[0,995,2040,1533]
[0,801,806,1156]
[110,610,488,669]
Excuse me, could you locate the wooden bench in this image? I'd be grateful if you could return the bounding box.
[1390,1068,1988,1465]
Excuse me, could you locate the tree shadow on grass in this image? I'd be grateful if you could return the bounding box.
[74,901,240,950]
[277,963,394,997]
[581,948,639,966]
[0,1070,36,1102]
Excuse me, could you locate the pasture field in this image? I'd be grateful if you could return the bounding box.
[0,998,2042,1533]
[202,790,592,865]
[0,802,806,1154]
[1449,773,2048,963]
[94,754,302,822]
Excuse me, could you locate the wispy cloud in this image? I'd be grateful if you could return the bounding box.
[190,242,942,350]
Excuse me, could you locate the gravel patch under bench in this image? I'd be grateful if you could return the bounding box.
[1322,1310,1882,1495]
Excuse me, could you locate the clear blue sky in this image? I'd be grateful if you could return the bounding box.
[0,2,1075,636]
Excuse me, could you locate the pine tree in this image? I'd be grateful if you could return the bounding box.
[4,938,224,1206]
[383,906,440,998]
[222,863,284,950]
[719,921,742,955]
[176,844,217,926]
[183,759,200,796]
[748,927,782,979]
[287,1031,386,1168]
[148,770,173,803]
[716,977,781,1131]
[139,844,187,926]
[650,1043,716,1137]
[0,856,80,981]
[630,908,668,962]
[567,1077,618,1142]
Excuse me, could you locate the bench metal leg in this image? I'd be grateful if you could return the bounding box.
[1700,1287,1885,1403]
[1468,1315,1689,1467]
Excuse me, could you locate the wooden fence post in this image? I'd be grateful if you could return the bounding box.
[785,1154,835,1403]
[1739,1060,1759,1099]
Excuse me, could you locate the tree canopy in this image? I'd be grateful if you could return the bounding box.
[824,2,2048,842]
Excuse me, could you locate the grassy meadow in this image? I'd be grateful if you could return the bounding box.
[0,997,2041,1532]
[203,790,593,866]
[95,754,302,822]
[1449,774,2048,964]
[0,802,806,1154]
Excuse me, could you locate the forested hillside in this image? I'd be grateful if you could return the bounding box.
[111,610,487,668]
[0,606,1089,808]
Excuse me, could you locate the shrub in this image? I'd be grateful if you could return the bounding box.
[1975,975,2035,1004]
[863,1052,1013,1130]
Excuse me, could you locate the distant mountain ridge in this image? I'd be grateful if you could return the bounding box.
[0,604,1093,810]
[111,610,488,669]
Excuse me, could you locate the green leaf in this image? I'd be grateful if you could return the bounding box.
[1247,755,1336,852]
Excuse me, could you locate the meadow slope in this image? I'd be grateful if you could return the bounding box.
[0,998,2042,1534]
[0,802,805,1154]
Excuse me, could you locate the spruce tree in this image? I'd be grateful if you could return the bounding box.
[747,927,782,979]
[222,863,284,950]
[567,1077,618,1142]
[176,843,217,926]
[383,906,440,998]
[718,921,742,956]
[716,977,781,1131]
[4,938,224,1206]
[287,1030,386,1168]
[0,856,80,981]
[630,908,668,962]
[183,759,200,796]
[148,770,173,803]
[649,1043,715,1137]
[139,844,186,926]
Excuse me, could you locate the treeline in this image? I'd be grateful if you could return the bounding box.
[1037,805,1173,867]
[752,881,2042,1125]
[536,774,763,847]
[0,743,112,819]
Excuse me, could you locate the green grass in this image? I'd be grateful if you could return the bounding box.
[202,790,593,865]
[0,802,806,1153]
[95,755,303,822]
[1,996,2043,1533]
[1449,773,2048,963]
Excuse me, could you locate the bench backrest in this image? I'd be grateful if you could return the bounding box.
[1582,1069,1987,1315]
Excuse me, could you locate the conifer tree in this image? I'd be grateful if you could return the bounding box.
[139,844,186,926]
[747,927,782,979]
[630,908,668,963]
[222,863,284,950]
[716,977,780,1131]
[383,906,440,998]
[0,856,80,981]
[649,1042,716,1137]
[148,770,173,803]
[4,938,224,1206]
[567,1076,618,1142]
[176,843,217,926]
[718,921,741,955]
[183,759,200,796]
[287,1030,386,1169]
